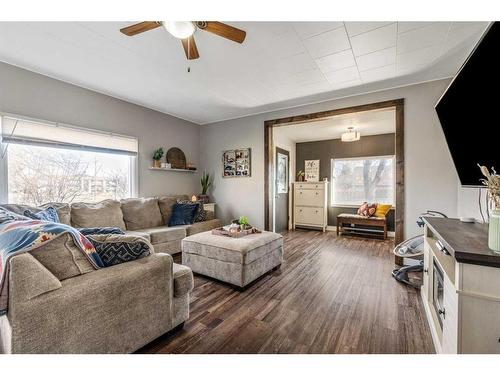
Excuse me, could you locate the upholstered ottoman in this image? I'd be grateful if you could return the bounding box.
[182,230,283,288]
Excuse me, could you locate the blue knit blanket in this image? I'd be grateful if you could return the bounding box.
[0,211,104,316]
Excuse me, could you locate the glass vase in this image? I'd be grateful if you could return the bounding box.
[489,209,500,253]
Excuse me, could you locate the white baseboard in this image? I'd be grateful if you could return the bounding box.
[326,225,395,238]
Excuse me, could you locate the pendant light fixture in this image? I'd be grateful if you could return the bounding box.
[341,127,361,142]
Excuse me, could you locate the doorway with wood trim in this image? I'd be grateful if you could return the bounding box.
[264,99,405,264]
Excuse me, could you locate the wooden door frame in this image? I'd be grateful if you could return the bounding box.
[264,99,405,249]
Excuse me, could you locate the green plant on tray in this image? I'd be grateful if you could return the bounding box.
[239,216,250,228]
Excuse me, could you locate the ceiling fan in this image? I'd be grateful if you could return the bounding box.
[120,21,246,60]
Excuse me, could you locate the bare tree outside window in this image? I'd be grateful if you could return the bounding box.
[7,144,132,205]
[332,156,394,206]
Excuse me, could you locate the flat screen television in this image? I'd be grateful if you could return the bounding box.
[435,22,498,187]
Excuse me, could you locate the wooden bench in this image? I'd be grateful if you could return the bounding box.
[337,213,387,240]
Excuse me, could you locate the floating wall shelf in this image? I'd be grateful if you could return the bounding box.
[149,167,197,173]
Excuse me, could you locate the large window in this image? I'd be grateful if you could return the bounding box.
[331,156,394,206]
[1,115,138,205]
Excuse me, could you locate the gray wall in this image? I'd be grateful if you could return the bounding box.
[0,62,201,201]
[200,79,460,239]
[296,134,395,230]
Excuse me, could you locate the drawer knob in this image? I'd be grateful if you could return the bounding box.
[315,210,318,213]
[315,192,318,195]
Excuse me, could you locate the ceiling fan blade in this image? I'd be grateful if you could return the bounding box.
[197,21,246,43]
[181,35,200,60]
[120,21,162,36]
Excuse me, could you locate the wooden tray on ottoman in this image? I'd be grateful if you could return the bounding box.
[212,226,261,238]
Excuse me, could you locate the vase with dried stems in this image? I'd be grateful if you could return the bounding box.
[479,165,500,252]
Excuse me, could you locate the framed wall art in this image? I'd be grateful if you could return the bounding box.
[222,148,251,177]
[305,159,320,182]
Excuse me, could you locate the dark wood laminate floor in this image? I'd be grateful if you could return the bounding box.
[139,230,435,354]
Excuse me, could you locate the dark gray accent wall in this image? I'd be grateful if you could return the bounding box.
[295,133,396,230]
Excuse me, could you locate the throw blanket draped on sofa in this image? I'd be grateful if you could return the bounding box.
[0,219,104,316]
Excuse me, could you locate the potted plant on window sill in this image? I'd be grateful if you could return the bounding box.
[153,147,164,168]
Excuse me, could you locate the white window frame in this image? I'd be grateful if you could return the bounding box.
[0,113,139,204]
[330,155,396,208]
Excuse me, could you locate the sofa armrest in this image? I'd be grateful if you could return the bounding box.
[9,253,175,353]
[9,253,62,302]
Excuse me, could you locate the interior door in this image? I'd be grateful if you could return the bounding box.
[275,147,290,233]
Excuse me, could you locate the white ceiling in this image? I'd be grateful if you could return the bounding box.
[0,21,489,124]
[274,107,395,143]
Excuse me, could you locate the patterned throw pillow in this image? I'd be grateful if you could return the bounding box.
[87,234,151,267]
[357,202,369,216]
[78,227,125,236]
[23,206,60,223]
[358,203,378,217]
[177,200,207,222]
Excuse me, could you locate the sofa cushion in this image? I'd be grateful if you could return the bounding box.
[120,197,163,230]
[141,226,186,244]
[23,206,59,223]
[87,234,153,267]
[123,230,151,242]
[158,195,189,225]
[186,219,222,236]
[29,233,95,281]
[70,200,126,230]
[0,203,71,226]
[173,263,193,297]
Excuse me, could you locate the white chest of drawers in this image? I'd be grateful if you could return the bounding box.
[292,181,328,232]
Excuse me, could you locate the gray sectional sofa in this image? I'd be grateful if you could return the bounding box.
[1,194,221,255]
[0,195,221,353]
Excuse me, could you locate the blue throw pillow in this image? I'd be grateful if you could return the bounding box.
[169,202,199,226]
[87,237,150,267]
[23,207,59,223]
[78,227,125,236]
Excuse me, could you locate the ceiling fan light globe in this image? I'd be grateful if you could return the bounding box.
[163,21,195,39]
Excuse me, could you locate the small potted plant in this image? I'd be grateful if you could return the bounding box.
[239,216,252,230]
[153,147,164,168]
[297,170,305,182]
[479,165,500,252]
[198,171,212,203]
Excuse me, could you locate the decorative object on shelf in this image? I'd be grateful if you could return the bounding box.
[161,162,168,169]
[198,171,212,203]
[191,195,197,202]
[152,147,164,168]
[304,160,320,182]
[341,127,361,142]
[479,164,500,252]
[222,148,251,177]
[297,170,305,182]
[166,147,187,169]
[186,162,196,170]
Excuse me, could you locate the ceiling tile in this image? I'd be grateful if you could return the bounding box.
[302,27,350,58]
[397,45,441,73]
[345,22,394,37]
[397,22,450,54]
[356,47,396,72]
[443,22,489,53]
[350,23,397,57]
[292,22,343,39]
[324,66,359,84]
[360,64,396,83]
[262,31,305,59]
[275,52,317,75]
[397,22,436,34]
[315,49,356,74]
[289,69,326,85]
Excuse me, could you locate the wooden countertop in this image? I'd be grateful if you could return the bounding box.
[423,217,500,268]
